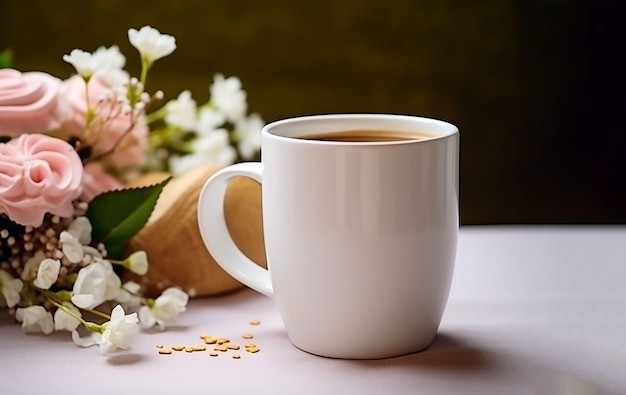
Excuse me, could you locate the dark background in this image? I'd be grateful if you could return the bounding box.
[1,0,624,225]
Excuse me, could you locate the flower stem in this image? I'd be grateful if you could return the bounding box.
[120,284,153,307]
[82,76,96,138]
[146,106,166,125]
[42,289,111,323]
[140,57,151,88]
[83,307,112,321]
[83,120,137,164]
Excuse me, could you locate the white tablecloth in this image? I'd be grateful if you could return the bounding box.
[1,226,625,394]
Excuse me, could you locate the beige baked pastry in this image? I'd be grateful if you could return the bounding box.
[125,165,265,297]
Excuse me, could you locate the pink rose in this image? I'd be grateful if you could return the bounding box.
[81,162,123,202]
[0,134,83,227]
[60,73,148,169]
[0,69,70,136]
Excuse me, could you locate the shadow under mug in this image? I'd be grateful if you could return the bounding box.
[198,114,459,359]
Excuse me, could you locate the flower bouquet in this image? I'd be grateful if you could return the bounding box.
[0,26,263,353]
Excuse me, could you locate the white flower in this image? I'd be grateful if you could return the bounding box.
[92,45,126,72]
[72,259,121,309]
[90,46,129,87]
[63,49,99,79]
[99,305,139,353]
[60,231,83,263]
[235,112,263,159]
[69,216,93,245]
[54,302,81,332]
[60,216,93,264]
[115,281,142,308]
[20,250,47,281]
[138,287,188,330]
[101,261,123,300]
[165,90,197,130]
[71,263,106,309]
[195,130,237,164]
[124,250,148,275]
[196,106,226,136]
[168,129,236,175]
[0,270,23,308]
[15,306,54,334]
[72,305,139,353]
[63,46,129,87]
[210,74,247,122]
[128,25,176,64]
[33,258,60,290]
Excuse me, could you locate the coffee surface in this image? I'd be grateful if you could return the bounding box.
[300,130,427,142]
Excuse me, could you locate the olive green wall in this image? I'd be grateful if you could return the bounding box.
[2,0,624,224]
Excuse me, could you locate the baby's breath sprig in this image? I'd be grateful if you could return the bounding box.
[0,195,188,353]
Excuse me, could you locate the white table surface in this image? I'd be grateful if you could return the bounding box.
[1,225,625,394]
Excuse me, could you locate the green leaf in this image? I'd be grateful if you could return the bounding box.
[86,177,171,259]
[0,49,12,68]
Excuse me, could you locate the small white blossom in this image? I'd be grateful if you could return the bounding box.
[0,270,23,308]
[72,305,139,353]
[115,281,142,308]
[195,130,237,164]
[71,263,106,309]
[15,306,54,334]
[140,92,150,103]
[92,45,129,87]
[63,49,99,79]
[138,287,188,330]
[72,259,121,309]
[92,45,126,72]
[60,231,83,263]
[60,217,92,263]
[235,112,263,159]
[64,46,127,84]
[210,74,247,122]
[69,216,93,245]
[168,129,236,175]
[196,106,226,136]
[128,25,176,64]
[108,75,129,94]
[165,90,197,130]
[99,305,139,353]
[102,264,122,300]
[20,250,47,282]
[54,302,81,332]
[124,250,148,275]
[33,258,61,290]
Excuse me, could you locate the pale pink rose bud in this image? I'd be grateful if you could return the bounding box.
[0,69,71,136]
[60,73,148,169]
[0,134,83,227]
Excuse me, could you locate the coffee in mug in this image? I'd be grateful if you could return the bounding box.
[300,130,430,142]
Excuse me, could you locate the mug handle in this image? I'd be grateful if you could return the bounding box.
[197,162,273,297]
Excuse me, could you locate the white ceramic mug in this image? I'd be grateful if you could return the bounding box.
[197,114,459,359]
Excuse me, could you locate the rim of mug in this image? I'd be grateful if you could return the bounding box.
[261,113,459,145]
